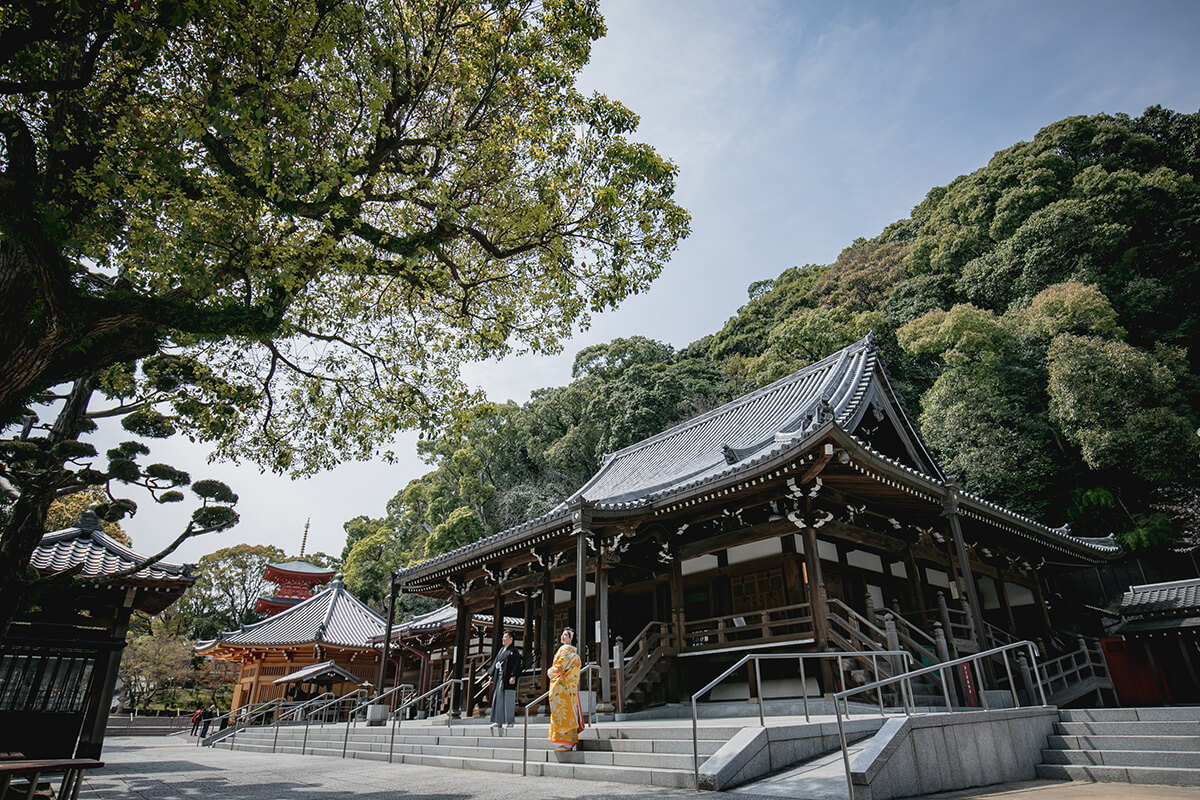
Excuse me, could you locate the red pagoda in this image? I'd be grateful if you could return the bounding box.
[255,559,336,616]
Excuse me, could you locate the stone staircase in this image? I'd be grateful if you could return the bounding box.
[1037,707,1200,786]
[214,719,739,788]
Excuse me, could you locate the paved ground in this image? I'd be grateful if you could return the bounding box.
[80,737,1200,800]
[80,737,695,800]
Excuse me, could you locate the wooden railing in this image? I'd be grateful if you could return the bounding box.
[1036,636,1112,706]
[679,603,813,653]
[615,620,672,712]
[907,592,978,654]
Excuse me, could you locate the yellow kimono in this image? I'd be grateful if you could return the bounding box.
[547,643,584,746]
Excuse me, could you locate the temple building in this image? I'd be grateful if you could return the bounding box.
[393,334,1121,713]
[373,604,525,717]
[1103,577,1200,705]
[0,508,195,758]
[196,574,386,710]
[255,560,336,616]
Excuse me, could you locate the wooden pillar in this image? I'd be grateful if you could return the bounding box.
[451,598,469,717]
[781,534,805,607]
[491,587,504,657]
[801,526,828,648]
[1030,572,1054,634]
[376,577,398,696]
[944,492,987,651]
[668,556,685,651]
[997,577,1018,633]
[905,547,924,611]
[76,602,133,759]
[522,593,534,667]
[597,549,613,712]
[540,569,554,695]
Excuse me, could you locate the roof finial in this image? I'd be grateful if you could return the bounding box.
[299,516,310,558]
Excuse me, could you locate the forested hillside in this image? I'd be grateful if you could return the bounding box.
[342,106,1200,609]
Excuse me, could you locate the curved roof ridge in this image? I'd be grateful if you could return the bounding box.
[597,335,871,463]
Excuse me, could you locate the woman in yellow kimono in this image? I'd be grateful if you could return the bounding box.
[547,627,584,750]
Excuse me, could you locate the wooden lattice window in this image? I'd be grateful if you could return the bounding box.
[730,567,785,614]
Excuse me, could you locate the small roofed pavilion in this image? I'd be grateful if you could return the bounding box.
[255,560,336,616]
[2,508,195,759]
[196,574,386,711]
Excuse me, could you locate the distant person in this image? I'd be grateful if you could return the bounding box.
[547,627,584,751]
[199,704,216,738]
[488,631,522,730]
[190,706,203,736]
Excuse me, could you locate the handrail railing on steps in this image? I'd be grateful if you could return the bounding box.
[832,640,1046,800]
[298,688,370,754]
[340,683,415,757]
[197,697,285,747]
[521,663,600,777]
[270,692,335,752]
[383,677,466,762]
[689,649,912,790]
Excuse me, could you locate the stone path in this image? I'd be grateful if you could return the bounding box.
[81,736,1200,800]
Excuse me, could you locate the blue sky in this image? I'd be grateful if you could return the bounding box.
[127,0,1200,563]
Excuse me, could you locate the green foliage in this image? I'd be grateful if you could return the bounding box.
[181,544,286,639]
[346,106,1200,558]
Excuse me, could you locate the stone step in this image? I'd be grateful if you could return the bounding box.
[1047,734,1200,752]
[224,729,725,762]
[1035,763,1200,786]
[1059,708,1200,723]
[231,745,695,787]
[1041,748,1200,769]
[1055,720,1199,737]
[225,728,729,755]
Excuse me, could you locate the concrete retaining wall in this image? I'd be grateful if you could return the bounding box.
[851,707,1058,800]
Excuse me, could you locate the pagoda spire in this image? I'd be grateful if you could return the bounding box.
[300,517,311,558]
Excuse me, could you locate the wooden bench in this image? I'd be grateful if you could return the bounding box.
[0,759,103,800]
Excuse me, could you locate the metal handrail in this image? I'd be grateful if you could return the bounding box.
[271,692,336,752]
[833,640,1046,800]
[385,678,466,763]
[689,650,911,790]
[341,683,414,757]
[299,688,370,755]
[196,698,284,747]
[229,697,287,747]
[520,662,601,777]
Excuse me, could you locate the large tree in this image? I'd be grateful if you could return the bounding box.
[0,0,687,630]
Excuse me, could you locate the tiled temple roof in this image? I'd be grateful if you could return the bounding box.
[1118,578,1200,617]
[33,509,193,584]
[396,334,1119,583]
[197,574,385,651]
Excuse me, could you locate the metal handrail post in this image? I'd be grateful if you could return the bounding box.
[871,655,883,716]
[973,659,989,709]
[754,658,765,727]
[523,688,550,777]
[836,700,855,800]
[798,657,809,722]
[1002,650,1017,708]
[1029,643,1048,706]
[939,666,953,711]
[692,693,701,789]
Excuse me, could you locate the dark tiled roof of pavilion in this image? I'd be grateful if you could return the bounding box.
[272,659,363,685]
[372,603,524,642]
[196,574,386,651]
[396,334,1119,582]
[1118,578,1200,617]
[33,509,193,584]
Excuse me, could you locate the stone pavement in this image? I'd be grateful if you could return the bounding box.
[911,780,1200,799]
[80,737,1200,800]
[80,737,695,799]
